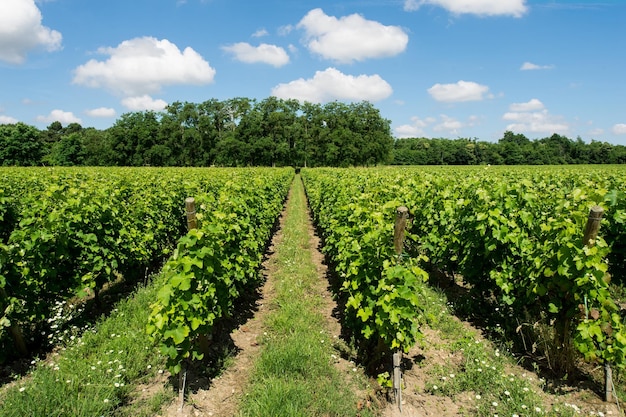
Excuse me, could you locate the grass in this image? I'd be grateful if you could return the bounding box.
[417,284,615,417]
[237,175,376,417]
[0,273,174,417]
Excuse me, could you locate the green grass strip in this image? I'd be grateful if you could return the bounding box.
[0,275,173,417]
[237,175,375,417]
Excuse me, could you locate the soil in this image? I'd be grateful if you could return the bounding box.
[155,181,624,417]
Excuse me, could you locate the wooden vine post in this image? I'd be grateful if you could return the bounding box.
[392,206,409,412]
[185,197,198,231]
[394,206,409,257]
[178,197,198,411]
[582,206,611,402]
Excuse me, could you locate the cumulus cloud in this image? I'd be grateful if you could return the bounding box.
[520,61,554,70]
[252,29,269,38]
[394,116,436,138]
[278,25,294,36]
[0,0,62,64]
[404,0,527,17]
[0,115,19,124]
[297,8,409,64]
[433,114,464,134]
[509,98,544,112]
[271,67,392,103]
[428,80,491,102]
[85,107,116,118]
[36,109,82,125]
[72,37,216,97]
[394,114,478,137]
[222,42,289,67]
[121,95,168,111]
[613,124,626,135]
[502,100,569,134]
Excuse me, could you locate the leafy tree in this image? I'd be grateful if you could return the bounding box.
[107,111,160,166]
[80,128,116,166]
[0,123,43,166]
[213,137,251,166]
[44,132,84,166]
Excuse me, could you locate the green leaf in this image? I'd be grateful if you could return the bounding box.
[164,325,190,345]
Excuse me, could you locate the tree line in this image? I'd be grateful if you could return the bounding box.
[0,97,392,167]
[393,131,626,165]
[1,97,625,167]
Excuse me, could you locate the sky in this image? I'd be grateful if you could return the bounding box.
[1,0,625,145]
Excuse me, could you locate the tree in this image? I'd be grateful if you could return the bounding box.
[107,111,160,166]
[498,131,530,164]
[44,132,84,166]
[80,128,116,166]
[0,123,43,166]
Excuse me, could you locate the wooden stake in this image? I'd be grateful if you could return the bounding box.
[605,361,613,402]
[394,206,409,257]
[583,205,604,247]
[393,351,403,412]
[185,197,197,231]
[178,198,197,412]
[392,206,408,412]
[582,206,613,402]
[179,363,187,411]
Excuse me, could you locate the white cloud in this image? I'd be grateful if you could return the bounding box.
[121,95,167,111]
[278,25,294,36]
[395,124,423,138]
[85,107,116,118]
[520,61,554,70]
[428,80,490,102]
[395,114,479,137]
[72,37,216,97]
[0,0,62,64]
[297,8,408,64]
[252,29,269,38]
[502,103,569,135]
[0,115,19,124]
[612,124,626,135]
[395,116,436,137]
[271,67,393,103]
[36,109,82,125]
[222,42,289,67]
[509,98,544,112]
[433,114,463,135]
[404,0,527,17]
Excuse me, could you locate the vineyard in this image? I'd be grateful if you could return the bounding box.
[1,165,626,416]
[302,166,626,389]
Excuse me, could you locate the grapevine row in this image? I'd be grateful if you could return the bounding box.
[302,166,626,373]
[0,167,291,363]
[302,169,430,362]
[146,169,293,374]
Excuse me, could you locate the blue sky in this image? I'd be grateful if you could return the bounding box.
[1,0,625,145]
